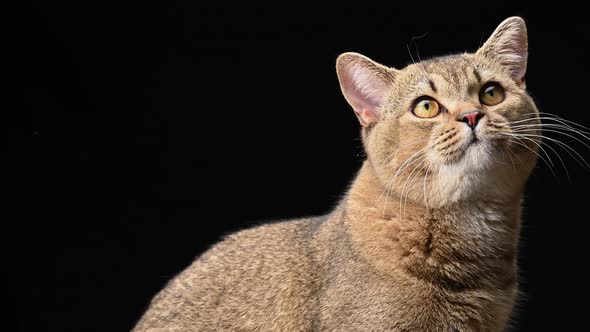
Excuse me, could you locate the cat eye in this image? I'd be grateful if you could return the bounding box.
[479,82,505,106]
[412,97,441,119]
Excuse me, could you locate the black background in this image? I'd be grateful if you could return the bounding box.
[7,2,590,331]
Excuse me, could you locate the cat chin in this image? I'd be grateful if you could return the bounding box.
[435,137,496,172]
[457,140,496,171]
[428,141,514,205]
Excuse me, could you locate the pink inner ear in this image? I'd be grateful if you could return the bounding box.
[478,18,528,86]
[499,42,527,85]
[347,90,380,126]
[340,62,389,126]
[337,53,395,127]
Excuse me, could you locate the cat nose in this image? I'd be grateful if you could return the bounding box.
[459,110,483,129]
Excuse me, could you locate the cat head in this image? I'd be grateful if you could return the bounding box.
[336,17,539,207]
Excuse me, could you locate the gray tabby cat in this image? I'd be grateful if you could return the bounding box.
[134,17,539,331]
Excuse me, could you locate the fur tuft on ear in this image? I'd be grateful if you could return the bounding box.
[476,17,528,86]
[336,53,396,126]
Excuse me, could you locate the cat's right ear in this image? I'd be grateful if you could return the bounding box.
[336,53,396,127]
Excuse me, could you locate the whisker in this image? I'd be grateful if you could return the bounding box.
[510,123,590,136]
[505,133,566,181]
[513,128,590,149]
[518,135,570,181]
[510,122,590,143]
[501,133,555,172]
[383,140,423,164]
[391,147,432,182]
[400,156,429,221]
[510,125,590,139]
[505,132,555,166]
[406,38,431,81]
[527,111,590,131]
[509,137,543,166]
[509,147,528,169]
[422,158,436,206]
[507,132,590,170]
[379,145,432,216]
[406,43,417,65]
[390,156,422,217]
[496,146,509,166]
[502,146,517,173]
[509,115,590,133]
[505,110,590,175]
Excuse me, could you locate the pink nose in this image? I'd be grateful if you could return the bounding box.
[459,110,483,129]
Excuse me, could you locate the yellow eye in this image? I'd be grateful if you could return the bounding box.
[412,98,440,118]
[479,82,505,106]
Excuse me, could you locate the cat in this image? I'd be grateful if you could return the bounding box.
[133,17,540,331]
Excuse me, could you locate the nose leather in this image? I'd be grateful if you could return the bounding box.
[459,110,483,129]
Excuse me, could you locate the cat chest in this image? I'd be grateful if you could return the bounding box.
[317,265,515,331]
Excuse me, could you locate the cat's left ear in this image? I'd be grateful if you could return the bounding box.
[476,17,528,87]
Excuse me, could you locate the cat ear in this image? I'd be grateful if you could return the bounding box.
[336,52,396,126]
[476,17,528,86]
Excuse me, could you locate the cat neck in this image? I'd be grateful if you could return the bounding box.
[343,161,521,288]
[348,160,522,212]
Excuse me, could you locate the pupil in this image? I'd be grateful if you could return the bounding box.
[488,88,494,96]
[424,102,430,110]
